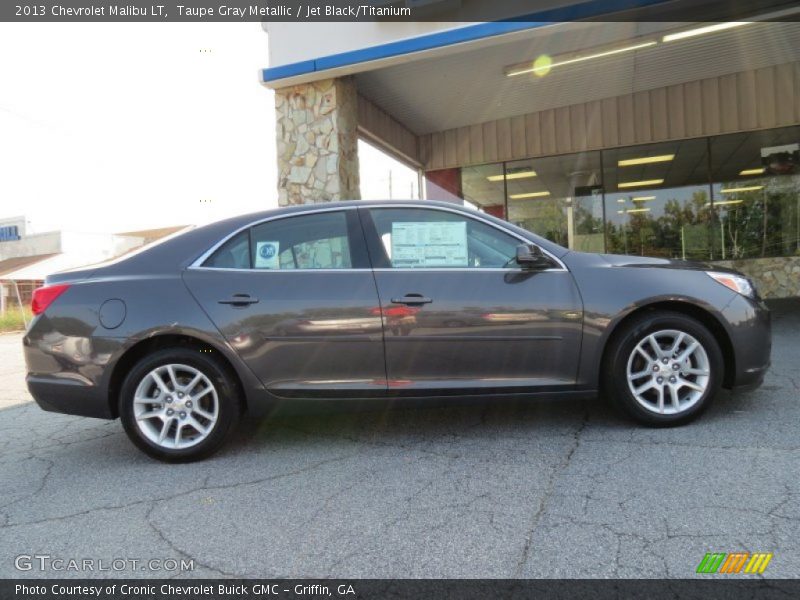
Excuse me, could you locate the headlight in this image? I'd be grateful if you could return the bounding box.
[706,271,755,298]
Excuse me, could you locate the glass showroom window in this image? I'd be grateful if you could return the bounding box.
[505,152,603,250]
[603,138,713,260]
[459,163,506,217]
[710,126,800,260]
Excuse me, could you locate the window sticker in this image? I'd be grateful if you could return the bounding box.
[391,221,468,268]
[255,241,280,269]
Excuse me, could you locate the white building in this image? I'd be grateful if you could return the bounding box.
[0,216,186,312]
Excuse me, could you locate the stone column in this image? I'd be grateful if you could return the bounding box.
[275,76,361,205]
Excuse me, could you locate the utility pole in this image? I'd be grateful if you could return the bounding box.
[681,226,686,260]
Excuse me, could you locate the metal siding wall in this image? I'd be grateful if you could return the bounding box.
[756,67,777,129]
[585,100,603,149]
[444,129,458,166]
[684,80,703,138]
[511,115,527,158]
[469,124,484,165]
[601,98,619,147]
[540,109,557,155]
[456,126,471,166]
[525,113,541,156]
[497,117,513,160]
[483,121,499,162]
[650,88,669,140]
[357,95,420,165]
[795,63,800,123]
[719,73,739,132]
[417,61,800,170]
[618,94,635,146]
[775,63,795,126]
[570,104,586,151]
[737,70,758,131]
[633,91,652,144]
[701,78,721,135]
[430,131,445,169]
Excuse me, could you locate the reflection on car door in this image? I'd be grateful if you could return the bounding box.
[360,206,583,396]
[182,209,387,398]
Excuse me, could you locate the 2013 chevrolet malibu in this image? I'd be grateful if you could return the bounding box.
[24,201,771,461]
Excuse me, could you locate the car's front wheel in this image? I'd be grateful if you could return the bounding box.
[603,311,724,426]
[119,348,241,462]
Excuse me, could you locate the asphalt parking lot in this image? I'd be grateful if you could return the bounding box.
[0,300,797,579]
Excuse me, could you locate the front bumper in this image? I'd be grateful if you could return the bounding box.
[721,294,771,389]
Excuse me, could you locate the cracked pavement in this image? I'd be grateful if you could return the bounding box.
[0,300,797,579]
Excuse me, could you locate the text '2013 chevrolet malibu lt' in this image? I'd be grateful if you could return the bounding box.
[23,201,771,461]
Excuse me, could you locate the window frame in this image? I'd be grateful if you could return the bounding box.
[358,206,565,272]
[195,208,371,272]
[190,204,567,273]
[248,210,357,271]
[201,229,253,270]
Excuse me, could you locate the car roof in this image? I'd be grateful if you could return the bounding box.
[220,199,476,221]
[89,200,567,278]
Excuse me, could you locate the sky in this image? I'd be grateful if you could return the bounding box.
[0,23,418,235]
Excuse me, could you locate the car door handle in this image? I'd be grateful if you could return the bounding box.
[391,294,433,305]
[218,294,259,307]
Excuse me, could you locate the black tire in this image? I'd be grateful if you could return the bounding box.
[119,347,241,462]
[602,311,724,426]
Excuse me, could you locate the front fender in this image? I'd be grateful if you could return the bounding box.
[566,259,738,389]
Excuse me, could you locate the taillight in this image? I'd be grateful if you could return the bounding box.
[31,284,71,316]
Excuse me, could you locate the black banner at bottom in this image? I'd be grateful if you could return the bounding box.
[3,580,800,600]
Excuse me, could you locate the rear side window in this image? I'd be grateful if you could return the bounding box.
[203,231,251,269]
[250,211,352,270]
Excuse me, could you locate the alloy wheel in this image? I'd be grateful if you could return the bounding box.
[626,329,711,415]
[132,363,219,449]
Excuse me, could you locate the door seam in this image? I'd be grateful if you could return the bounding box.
[356,207,391,392]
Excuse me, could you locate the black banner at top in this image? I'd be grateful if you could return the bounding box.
[3,0,800,22]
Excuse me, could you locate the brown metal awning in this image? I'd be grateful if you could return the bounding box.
[0,254,57,279]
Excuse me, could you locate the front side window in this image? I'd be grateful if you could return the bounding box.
[203,211,354,270]
[368,208,520,269]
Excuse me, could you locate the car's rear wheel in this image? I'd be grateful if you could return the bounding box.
[603,311,723,426]
[119,348,241,462]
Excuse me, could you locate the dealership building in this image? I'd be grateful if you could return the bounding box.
[0,217,187,314]
[261,9,800,297]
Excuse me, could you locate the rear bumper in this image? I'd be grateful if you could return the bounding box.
[26,375,113,419]
[23,312,126,419]
[722,294,771,390]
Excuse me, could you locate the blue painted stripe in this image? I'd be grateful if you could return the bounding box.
[261,58,318,81]
[261,0,671,84]
[314,21,541,71]
[262,21,542,82]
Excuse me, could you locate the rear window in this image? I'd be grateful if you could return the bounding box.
[201,211,356,270]
[249,212,352,270]
[203,231,250,269]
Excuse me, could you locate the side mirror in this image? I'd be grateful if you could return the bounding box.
[515,244,551,270]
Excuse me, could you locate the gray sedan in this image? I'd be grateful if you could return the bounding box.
[23,201,771,461]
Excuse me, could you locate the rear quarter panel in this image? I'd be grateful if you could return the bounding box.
[24,274,266,418]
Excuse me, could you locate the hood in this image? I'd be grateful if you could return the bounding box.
[597,254,741,274]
